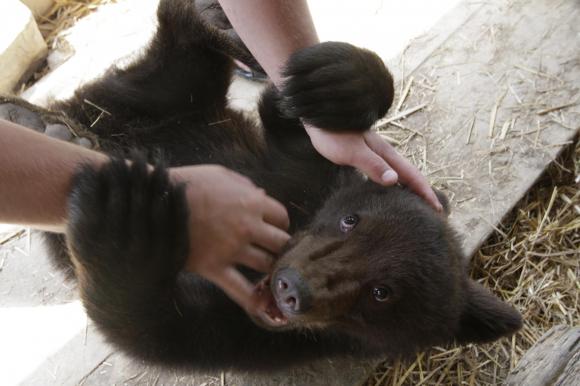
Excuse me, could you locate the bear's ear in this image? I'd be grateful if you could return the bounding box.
[433,188,450,216]
[455,280,522,344]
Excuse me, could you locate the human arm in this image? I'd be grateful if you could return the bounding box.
[1,119,287,312]
[217,0,442,210]
[0,119,107,232]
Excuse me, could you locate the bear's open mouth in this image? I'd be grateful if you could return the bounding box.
[255,275,288,327]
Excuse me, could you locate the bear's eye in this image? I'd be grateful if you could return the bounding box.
[339,214,359,233]
[372,286,391,302]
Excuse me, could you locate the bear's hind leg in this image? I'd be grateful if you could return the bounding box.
[0,96,98,149]
[52,0,235,130]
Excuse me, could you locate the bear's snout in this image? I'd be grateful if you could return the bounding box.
[268,235,367,329]
[272,267,312,315]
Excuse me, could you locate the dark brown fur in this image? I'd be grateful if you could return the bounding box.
[3,0,521,372]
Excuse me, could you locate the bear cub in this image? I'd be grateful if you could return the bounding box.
[0,0,521,372]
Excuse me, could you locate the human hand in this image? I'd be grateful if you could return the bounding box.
[278,42,442,212]
[304,124,443,212]
[170,165,290,313]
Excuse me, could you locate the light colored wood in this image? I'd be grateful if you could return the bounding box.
[556,351,580,386]
[505,325,580,386]
[384,0,580,257]
[20,0,54,17]
[0,0,47,94]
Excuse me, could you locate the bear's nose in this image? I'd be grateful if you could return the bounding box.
[272,267,312,315]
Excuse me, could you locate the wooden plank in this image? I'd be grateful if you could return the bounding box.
[0,231,114,386]
[0,0,47,94]
[20,0,54,17]
[505,325,580,386]
[21,325,115,386]
[383,0,580,257]
[556,351,580,386]
[1,0,578,385]
[68,352,375,386]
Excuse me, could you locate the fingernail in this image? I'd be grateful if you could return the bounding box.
[432,193,444,212]
[381,170,398,184]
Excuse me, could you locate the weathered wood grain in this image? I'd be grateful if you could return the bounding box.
[505,325,580,386]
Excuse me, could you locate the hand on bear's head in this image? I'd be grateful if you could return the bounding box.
[252,177,521,356]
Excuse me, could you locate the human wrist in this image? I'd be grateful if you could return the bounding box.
[217,0,319,88]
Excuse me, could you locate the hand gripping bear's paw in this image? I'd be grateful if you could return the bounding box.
[279,42,395,132]
[66,156,189,284]
[0,96,98,149]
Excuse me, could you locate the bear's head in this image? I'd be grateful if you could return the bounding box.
[255,177,522,356]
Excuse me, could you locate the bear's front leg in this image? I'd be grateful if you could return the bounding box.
[66,156,192,355]
[67,156,189,289]
[279,42,395,131]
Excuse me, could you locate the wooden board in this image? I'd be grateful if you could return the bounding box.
[387,0,580,257]
[0,0,578,385]
[505,325,580,386]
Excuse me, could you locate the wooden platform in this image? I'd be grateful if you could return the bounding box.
[505,325,580,386]
[0,0,578,385]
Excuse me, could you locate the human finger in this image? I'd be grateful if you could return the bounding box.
[207,267,265,313]
[349,144,398,186]
[235,245,274,273]
[224,167,255,186]
[251,222,291,254]
[261,195,290,230]
[364,131,443,211]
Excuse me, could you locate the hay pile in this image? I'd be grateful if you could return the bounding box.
[20,0,116,88]
[366,139,579,385]
[37,0,116,49]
